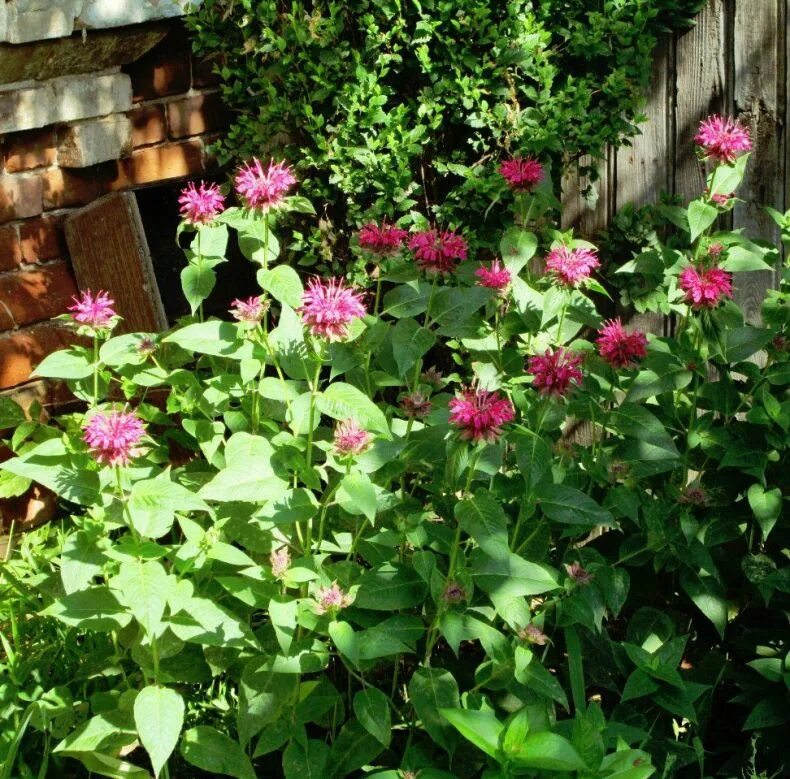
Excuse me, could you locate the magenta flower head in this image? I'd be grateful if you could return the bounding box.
[333,419,372,458]
[82,409,146,467]
[358,222,409,256]
[297,277,367,341]
[499,156,545,192]
[475,259,511,294]
[178,181,225,225]
[596,319,648,369]
[694,115,752,164]
[448,387,515,444]
[68,289,117,330]
[679,265,733,309]
[230,295,269,323]
[409,228,468,274]
[316,582,353,614]
[234,158,296,210]
[527,348,584,397]
[544,245,601,287]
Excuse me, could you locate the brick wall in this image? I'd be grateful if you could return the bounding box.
[0,21,227,394]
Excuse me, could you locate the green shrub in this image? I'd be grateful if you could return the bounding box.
[188,0,703,263]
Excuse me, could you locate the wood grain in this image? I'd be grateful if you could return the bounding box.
[64,192,167,333]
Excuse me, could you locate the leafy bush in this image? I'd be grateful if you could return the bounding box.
[188,0,704,263]
[1,126,788,779]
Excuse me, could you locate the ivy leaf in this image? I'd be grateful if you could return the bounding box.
[181,262,218,315]
[134,686,184,779]
[747,484,782,541]
[679,567,727,638]
[687,200,719,243]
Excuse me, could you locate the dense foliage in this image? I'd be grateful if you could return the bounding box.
[0,124,788,778]
[187,0,704,263]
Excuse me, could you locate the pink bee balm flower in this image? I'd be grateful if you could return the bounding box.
[82,410,145,467]
[400,391,432,419]
[358,222,408,255]
[270,546,290,579]
[230,295,269,323]
[707,242,725,259]
[316,582,353,614]
[68,289,117,329]
[544,246,601,287]
[333,419,372,457]
[475,259,511,294]
[409,229,468,274]
[499,156,545,191]
[705,189,734,207]
[527,348,584,397]
[298,277,367,341]
[518,623,549,646]
[234,158,296,209]
[564,562,594,585]
[448,387,515,444]
[596,319,648,369]
[679,265,733,309]
[178,181,225,224]
[694,115,752,164]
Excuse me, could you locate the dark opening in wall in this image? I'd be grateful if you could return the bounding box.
[135,180,258,325]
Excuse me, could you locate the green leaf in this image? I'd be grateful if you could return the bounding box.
[408,668,460,754]
[317,382,389,436]
[111,560,169,637]
[0,397,25,429]
[238,659,298,746]
[129,474,208,538]
[329,620,360,665]
[472,551,560,599]
[337,472,377,522]
[536,484,615,526]
[353,688,391,746]
[747,484,782,540]
[282,739,330,779]
[134,686,184,778]
[708,153,749,197]
[180,726,256,779]
[355,563,426,610]
[455,494,509,560]
[439,708,502,760]
[501,227,538,273]
[687,200,719,243]
[679,567,727,638]
[512,428,552,493]
[181,262,217,315]
[259,264,304,307]
[432,287,490,333]
[382,281,431,317]
[391,318,436,376]
[32,349,93,380]
[723,327,774,363]
[514,646,569,710]
[41,586,131,631]
[195,223,229,258]
[511,732,588,772]
[163,321,252,359]
[329,719,384,777]
[742,696,789,730]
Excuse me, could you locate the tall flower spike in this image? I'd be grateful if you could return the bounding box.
[297,277,366,341]
[68,289,117,329]
[358,222,409,256]
[527,348,584,397]
[499,156,545,192]
[596,319,648,369]
[234,158,296,209]
[409,228,468,274]
[178,181,225,224]
[448,387,515,444]
[475,259,511,294]
[679,265,733,309]
[544,246,600,287]
[82,410,146,467]
[694,115,752,164]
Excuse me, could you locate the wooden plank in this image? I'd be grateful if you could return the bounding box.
[560,152,612,239]
[64,192,167,333]
[732,0,785,323]
[673,0,730,202]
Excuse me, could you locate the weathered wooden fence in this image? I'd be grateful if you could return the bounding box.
[561,0,787,325]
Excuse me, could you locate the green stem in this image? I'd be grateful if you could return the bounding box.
[91,335,99,408]
[196,229,204,323]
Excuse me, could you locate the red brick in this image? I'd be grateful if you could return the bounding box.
[0,225,22,271]
[117,139,205,187]
[167,91,229,139]
[42,164,116,210]
[0,323,76,389]
[0,175,44,223]
[19,215,68,263]
[192,55,221,88]
[4,129,57,173]
[126,49,191,101]
[0,262,78,329]
[129,104,168,147]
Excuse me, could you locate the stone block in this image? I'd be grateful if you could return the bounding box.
[1,1,81,45]
[0,72,132,135]
[0,323,75,389]
[58,115,132,168]
[128,104,167,147]
[3,128,57,173]
[118,139,205,186]
[0,174,43,222]
[77,1,202,29]
[0,225,22,271]
[19,214,68,262]
[0,261,77,329]
[42,164,115,209]
[167,91,229,139]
